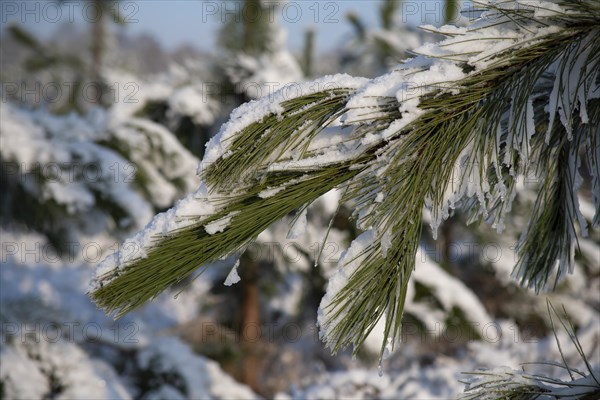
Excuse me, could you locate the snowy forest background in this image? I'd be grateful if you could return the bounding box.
[1,1,599,399]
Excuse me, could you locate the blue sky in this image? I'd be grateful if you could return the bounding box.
[1,1,455,53]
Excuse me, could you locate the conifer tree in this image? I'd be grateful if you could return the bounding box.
[342,0,422,77]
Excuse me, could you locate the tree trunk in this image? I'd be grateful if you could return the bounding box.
[243,0,261,54]
[239,257,261,392]
[302,28,314,77]
[90,0,105,103]
[445,0,460,24]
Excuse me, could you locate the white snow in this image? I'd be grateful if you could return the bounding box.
[0,104,155,235]
[0,345,49,400]
[223,259,241,286]
[137,337,257,399]
[168,84,218,126]
[205,211,238,235]
[0,229,256,399]
[408,254,492,330]
[258,186,286,198]
[287,208,308,240]
[203,74,368,166]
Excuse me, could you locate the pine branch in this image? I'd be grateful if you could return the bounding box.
[91,159,369,317]
[461,302,600,399]
[203,87,356,190]
[90,0,600,362]
[319,2,599,357]
[91,76,375,316]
